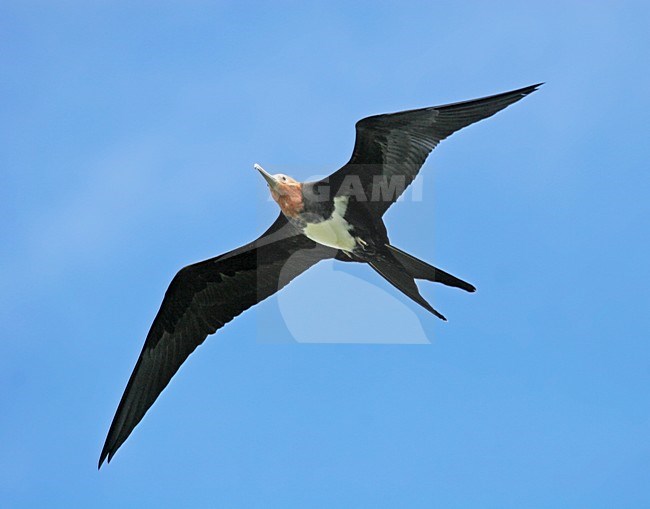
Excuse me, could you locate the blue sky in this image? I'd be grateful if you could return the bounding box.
[2,1,650,507]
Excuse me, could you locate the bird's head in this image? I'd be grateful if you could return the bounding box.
[254,163,304,217]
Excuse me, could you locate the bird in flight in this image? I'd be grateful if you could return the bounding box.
[99,83,541,467]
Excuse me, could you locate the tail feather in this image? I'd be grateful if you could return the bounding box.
[369,259,446,321]
[386,245,476,293]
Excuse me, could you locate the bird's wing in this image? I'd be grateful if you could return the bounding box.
[324,83,541,216]
[99,213,336,467]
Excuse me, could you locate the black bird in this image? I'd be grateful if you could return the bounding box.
[99,83,540,467]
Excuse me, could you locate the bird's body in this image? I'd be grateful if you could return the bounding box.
[99,83,541,467]
[280,185,385,258]
[300,195,358,252]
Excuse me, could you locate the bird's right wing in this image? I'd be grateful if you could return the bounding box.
[324,83,541,216]
[99,213,336,467]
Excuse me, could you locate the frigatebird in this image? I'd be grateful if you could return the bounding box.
[99,83,540,467]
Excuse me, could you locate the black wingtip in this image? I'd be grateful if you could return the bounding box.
[98,443,114,470]
[521,82,544,95]
[98,451,108,470]
[499,82,543,100]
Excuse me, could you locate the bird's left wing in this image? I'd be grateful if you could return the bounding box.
[99,213,335,467]
[324,83,541,216]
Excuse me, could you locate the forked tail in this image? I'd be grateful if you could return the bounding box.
[369,258,447,321]
[386,244,476,293]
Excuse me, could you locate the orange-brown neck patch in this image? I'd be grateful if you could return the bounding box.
[272,182,304,218]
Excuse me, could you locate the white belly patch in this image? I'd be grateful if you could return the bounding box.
[303,196,357,251]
